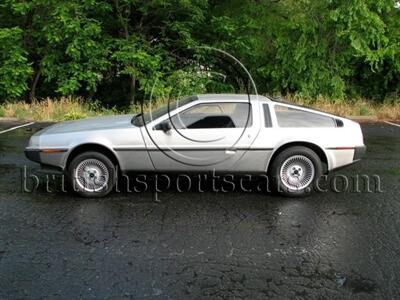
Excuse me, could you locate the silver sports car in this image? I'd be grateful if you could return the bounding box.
[25,94,366,197]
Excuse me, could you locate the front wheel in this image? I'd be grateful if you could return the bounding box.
[68,151,116,198]
[270,146,322,197]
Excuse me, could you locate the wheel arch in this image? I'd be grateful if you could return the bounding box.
[65,143,121,171]
[266,142,329,174]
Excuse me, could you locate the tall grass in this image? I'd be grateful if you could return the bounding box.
[0,95,398,121]
[0,97,117,121]
[275,94,400,121]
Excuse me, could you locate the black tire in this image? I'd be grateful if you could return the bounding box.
[68,151,116,198]
[270,146,322,197]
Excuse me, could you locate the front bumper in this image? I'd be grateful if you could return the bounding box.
[353,145,366,161]
[25,148,68,170]
[25,149,42,163]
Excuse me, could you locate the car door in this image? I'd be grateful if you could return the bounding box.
[141,101,259,172]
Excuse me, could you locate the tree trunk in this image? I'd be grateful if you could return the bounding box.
[23,9,35,103]
[129,75,136,104]
[28,67,41,104]
[114,0,136,104]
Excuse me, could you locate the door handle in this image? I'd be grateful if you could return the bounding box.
[225,150,236,155]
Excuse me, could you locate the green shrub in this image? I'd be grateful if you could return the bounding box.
[63,112,87,121]
[0,106,5,117]
[100,107,118,116]
[359,106,370,116]
[14,107,31,119]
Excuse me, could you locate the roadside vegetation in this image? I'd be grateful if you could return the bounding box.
[0,0,400,105]
[0,97,175,121]
[0,1,399,117]
[0,96,398,122]
[283,95,400,121]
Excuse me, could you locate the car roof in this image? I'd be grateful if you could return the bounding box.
[196,94,270,101]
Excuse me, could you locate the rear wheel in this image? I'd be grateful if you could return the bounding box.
[270,146,322,197]
[68,151,116,197]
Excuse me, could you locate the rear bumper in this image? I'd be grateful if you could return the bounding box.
[353,145,366,161]
[325,145,366,173]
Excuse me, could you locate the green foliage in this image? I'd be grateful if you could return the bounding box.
[14,106,30,119]
[252,0,399,98]
[165,69,210,98]
[63,111,87,121]
[40,1,110,95]
[0,0,399,103]
[0,27,33,99]
[360,105,371,116]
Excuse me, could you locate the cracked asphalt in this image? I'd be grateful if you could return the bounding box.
[0,121,399,299]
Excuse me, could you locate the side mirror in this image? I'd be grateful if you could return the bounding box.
[156,121,172,132]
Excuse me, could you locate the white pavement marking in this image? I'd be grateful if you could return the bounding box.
[0,122,35,135]
[384,121,400,128]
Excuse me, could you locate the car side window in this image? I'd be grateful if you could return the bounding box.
[171,102,252,129]
[263,104,272,128]
[274,105,335,127]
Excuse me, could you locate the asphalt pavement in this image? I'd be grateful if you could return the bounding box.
[0,121,399,299]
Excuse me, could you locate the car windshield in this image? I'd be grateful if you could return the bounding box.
[132,96,197,126]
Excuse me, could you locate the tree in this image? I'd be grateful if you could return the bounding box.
[207,0,400,99]
[0,0,399,103]
[0,27,32,99]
